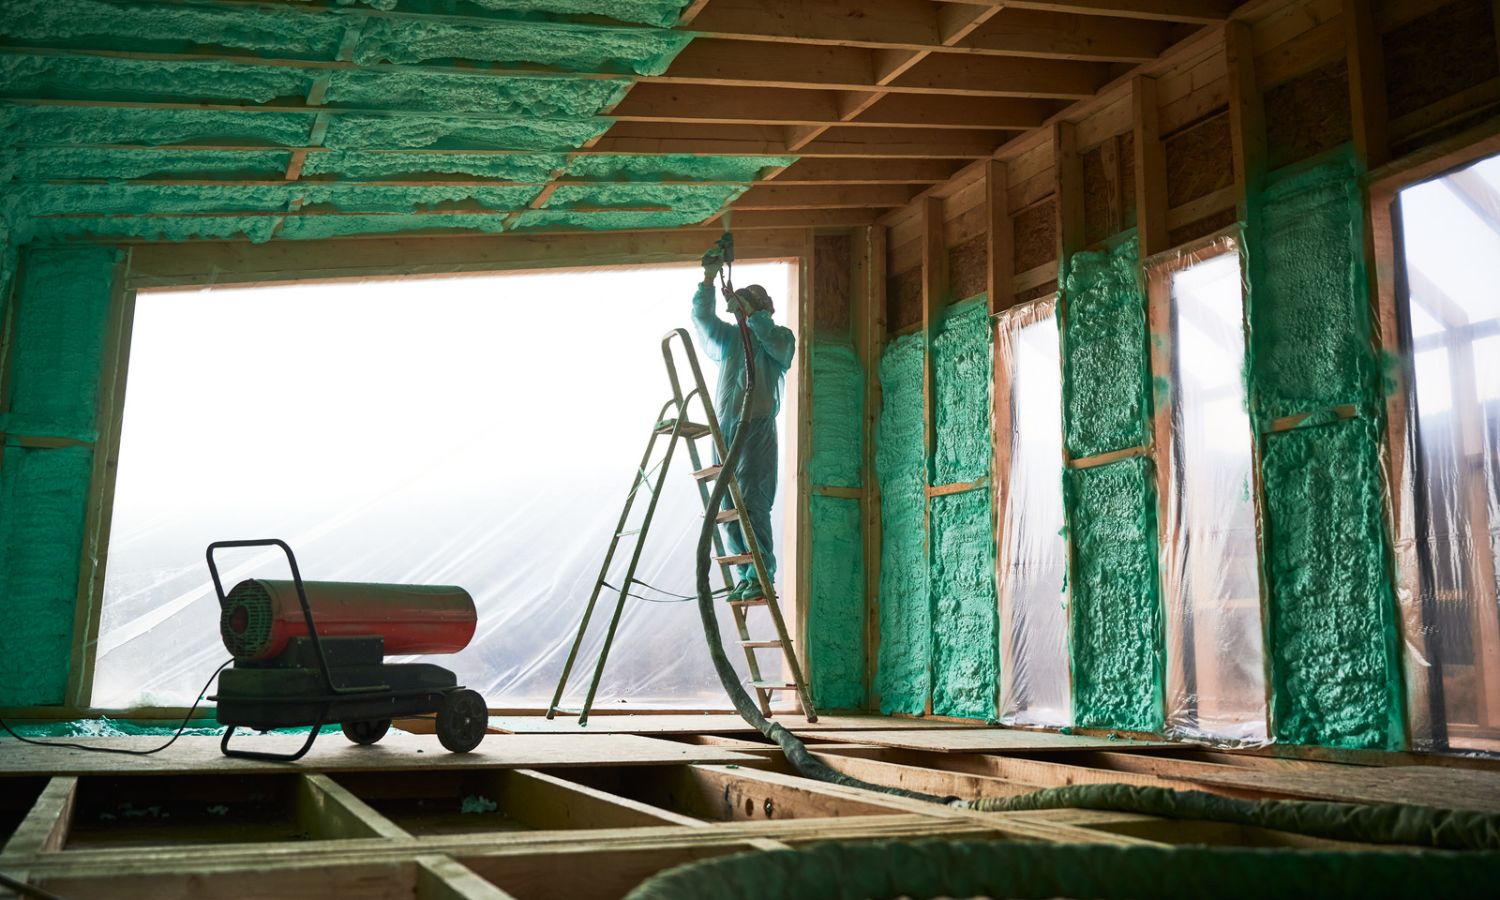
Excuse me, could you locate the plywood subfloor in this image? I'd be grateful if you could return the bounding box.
[489,714,977,735]
[816,728,1172,753]
[0,733,754,776]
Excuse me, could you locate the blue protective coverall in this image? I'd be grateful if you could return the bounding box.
[690,282,795,584]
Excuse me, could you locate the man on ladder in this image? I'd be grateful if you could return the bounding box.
[695,244,794,603]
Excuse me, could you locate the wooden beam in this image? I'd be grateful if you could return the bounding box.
[296,773,412,841]
[1131,75,1169,257]
[1344,0,1389,169]
[928,0,1235,24]
[415,856,520,900]
[732,184,920,210]
[1224,20,1265,222]
[852,223,887,712]
[1053,121,1086,261]
[501,769,705,830]
[887,55,1108,99]
[1,777,78,859]
[986,159,1016,314]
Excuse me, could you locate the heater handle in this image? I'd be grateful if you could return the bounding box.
[206,539,386,696]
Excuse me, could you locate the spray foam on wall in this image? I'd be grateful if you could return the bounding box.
[928,296,998,719]
[1248,148,1403,749]
[875,334,929,714]
[1061,237,1150,459]
[806,339,867,709]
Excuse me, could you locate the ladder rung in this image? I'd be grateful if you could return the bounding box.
[716,553,753,566]
[738,640,783,649]
[728,596,768,607]
[715,508,741,523]
[550,708,581,716]
[749,681,797,691]
[693,465,723,482]
[656,419,711,439]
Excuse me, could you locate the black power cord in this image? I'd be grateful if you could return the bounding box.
[0,658,232,756]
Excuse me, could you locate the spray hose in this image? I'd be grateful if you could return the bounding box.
[694,235,952,805]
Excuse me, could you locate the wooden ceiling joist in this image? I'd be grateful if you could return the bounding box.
[612,85,1053,129]
[927,0,1235,24]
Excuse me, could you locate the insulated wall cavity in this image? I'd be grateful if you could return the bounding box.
[875,334,929,714]
[928,296,998,719]
[933,296,993,483]
[929,489,998,719]
[0,244,120,706]
[1064,457,1163,731]
[807,339,866,709]
[808,495,866,710]
[1247,150,1403,749]
[1061,238,1150,458]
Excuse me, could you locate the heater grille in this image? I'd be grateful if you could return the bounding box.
[221,579,274,659]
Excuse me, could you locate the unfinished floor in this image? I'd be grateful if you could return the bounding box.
[4,716,1499,899]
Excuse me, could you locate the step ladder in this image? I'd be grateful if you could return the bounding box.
[546,327,816,726]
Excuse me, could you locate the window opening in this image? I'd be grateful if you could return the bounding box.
[91,263,794,710]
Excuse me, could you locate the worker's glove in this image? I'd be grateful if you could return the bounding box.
[701,247,724,280]
[724,289,751,318]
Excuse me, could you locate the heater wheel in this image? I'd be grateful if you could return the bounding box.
[342,718,391,746]
[436,689,487,753]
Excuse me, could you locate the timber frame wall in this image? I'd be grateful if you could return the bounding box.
[807,0,1500,740]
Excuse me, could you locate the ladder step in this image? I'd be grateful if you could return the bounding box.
[656,418,711,439]
[749,681,798,691]
[716,553,753,566]
[715,508,741,523]
[738,640,783,649]
[728,596,768,607]
[693,465,723,482]
[550,708,581,716]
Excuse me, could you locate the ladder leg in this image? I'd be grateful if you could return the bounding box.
[548,407,673,720]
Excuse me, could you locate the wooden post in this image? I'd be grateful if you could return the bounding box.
[1225,20,1266,223]
[920,195,947,717]
[66,249,134,708]
[986,158,1013,721]
[1132,76,1169,259]
[1344,0,1390,170]
[852,224,887,711]
[1054,122,1086,264]
[791,229,815,714]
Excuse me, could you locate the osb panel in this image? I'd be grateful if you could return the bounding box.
[1164,111,1234,209]
[1082,135,1129,247]
[1014,279,1059,307]
[887,267,923,332]
[814,232,852,337]
[948,234,987,302]
[1167,206,1238,250]
[1013,197,1056,275]
[1264,57,1353,171]
[1383,0,1498,120]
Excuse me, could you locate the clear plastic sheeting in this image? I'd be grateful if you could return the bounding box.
[1150,236,1268,744]
[91,263,792,710]
[995,297,1071,728]
[1395,153,1500,753]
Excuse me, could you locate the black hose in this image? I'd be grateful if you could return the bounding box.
[695,254,952,805]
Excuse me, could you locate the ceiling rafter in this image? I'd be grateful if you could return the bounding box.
[926,0,1235,24]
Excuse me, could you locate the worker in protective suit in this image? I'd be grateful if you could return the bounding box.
[693,248,794,601]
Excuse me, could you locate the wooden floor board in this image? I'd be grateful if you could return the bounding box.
[489,714,978,735]
[811,728,1173,753]
[0,734,754,776]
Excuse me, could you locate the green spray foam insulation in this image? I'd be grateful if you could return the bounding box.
[18,183,544,216]
[320,115,610,151]
[351,18,692,75]
[0,245,120,707]
[808,495,866,710]
[929,489,998,720]
[808,339,864,489]
[2,2,690,74]
[1065,456,1163,732]
[0,107,317,149]
[1247,147,1381,425]
[932,295,991,484]
[875,334,929,715]
[544,183,746,217]
[322,71,631,116]
[1261,417,1403,749]
[300,152,565,181]
[1061,236,1151,458]
[1,148,295,182]
[450,0,691,27]
[563,154,797,182]
[508,208,716,231]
